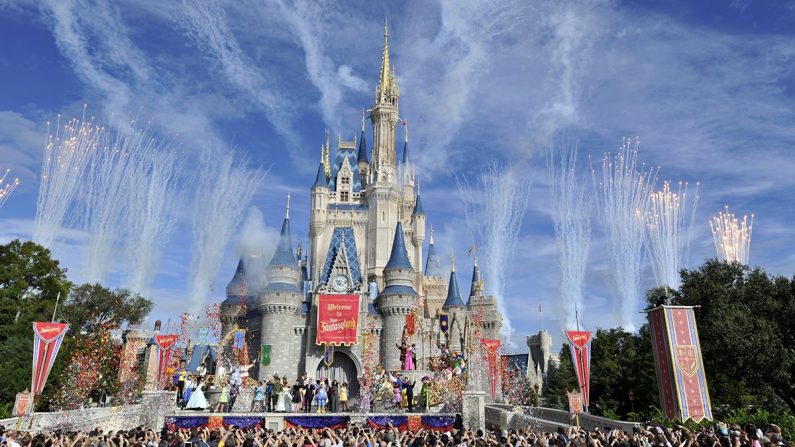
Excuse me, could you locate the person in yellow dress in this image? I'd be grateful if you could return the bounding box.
[339,382,349,412]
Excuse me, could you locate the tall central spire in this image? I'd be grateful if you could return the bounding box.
[376,19,399,104]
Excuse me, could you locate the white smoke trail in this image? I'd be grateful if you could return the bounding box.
[460,163,532,339]
[547,142,591,330]
[188,150,264,312]
[236,207,279,296]
[124,149,186,295]
[709,206,753,265]
[34,113,101,250]
[0,169,20,209]
[593,137,657,331]
[643,181,699,290]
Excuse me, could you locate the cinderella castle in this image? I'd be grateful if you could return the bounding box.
[217,25,504,398]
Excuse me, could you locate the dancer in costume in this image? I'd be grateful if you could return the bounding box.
[186,377,208,411]
[403,343,415,370]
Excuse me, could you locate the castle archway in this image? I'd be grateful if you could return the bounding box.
[316,350,359,397]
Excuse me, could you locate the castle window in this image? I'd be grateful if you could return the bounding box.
[340,191,349,202]
[341,177,350,186]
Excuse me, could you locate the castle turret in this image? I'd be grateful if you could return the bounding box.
[376,222,417,370]
[220,257,251,341]
[443,253,466,354]
[370,21,399,183]
[259,195,304,379]
[411,192,425,288]
[357,110,370,184]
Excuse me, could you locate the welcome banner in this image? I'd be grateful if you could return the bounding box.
[648,306,712,422]
[155,334,178,389]
[565,330,592,411]
[32,322,69,395]
[316,294,360,346]
[481,338,502,399]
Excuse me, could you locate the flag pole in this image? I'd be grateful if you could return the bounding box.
[51,292,60,322]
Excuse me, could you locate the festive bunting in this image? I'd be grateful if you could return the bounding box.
[31,322,69,395]
[368,416,408,431]
[481,338,502,399]
[648,306,712,422]
[284,416,349,429]
[565,330,592,411]
[316,294,360,346]
[420,415,456,431]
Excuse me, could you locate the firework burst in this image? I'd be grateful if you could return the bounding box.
[709,206,753,265]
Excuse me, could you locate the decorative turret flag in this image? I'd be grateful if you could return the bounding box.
[438,313,449,333]
[323,344,335,367]
[155,334,178,389]
[481,338,502,399]
[565,330,592,412]
[648,306,712,422]
[31,322,69,395]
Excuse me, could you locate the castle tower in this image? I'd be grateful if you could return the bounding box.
[526,330,558,390]
[220,257,251,341]
[443,253,466,354]
[376,222,417,370]
[259,195,304,379]
[357,110,370,186]
[411,192,425,286]
[423,226,446,317]
[466,259,504,400]
[310,161,329,280]
[371,21,400,180]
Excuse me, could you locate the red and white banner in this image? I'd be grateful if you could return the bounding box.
[565,330,592,411]
[648,306,712,422]
[12,392,33,417]
[31,322,69,395]
[567,391,583,415]
[481,338,502,399]
[155,334,178,389]
[316,294,360,346]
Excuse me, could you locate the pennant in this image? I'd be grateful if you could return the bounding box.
[481,338,501,399]
[155,334,178,389]
[565,330,592,411]
[260,345,271,366]
[12,392,33,417]
[323,344,335,367]
[648,306,712,422]
[438,313,449,334]
[31,322,69,395]
[567,391,583,415]
[233,330,246,350]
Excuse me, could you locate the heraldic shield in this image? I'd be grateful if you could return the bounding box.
[675,345,698,377]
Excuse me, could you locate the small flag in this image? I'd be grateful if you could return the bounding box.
[260,345,271,366]
[323,345,335,367]
[467,245,476,256]
[439,313,449,333]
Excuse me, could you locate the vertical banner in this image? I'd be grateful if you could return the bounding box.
[233,330,246,350]
[31,322,69,395]
[316,294,360,346]
[565,330,592,412]
[438,314,449,333]
[323,344,335,367]
[567,391,583,415]
[648,306,712,422]
[481,339,502,399]
[405,314,416,337]
[197,327,210,346]
[12,392,33,417]
[260,345,271,366]
[155,334,178,389]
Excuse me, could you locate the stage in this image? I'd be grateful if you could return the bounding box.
[165,412,458,432]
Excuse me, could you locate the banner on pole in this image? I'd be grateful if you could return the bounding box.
[405,313,416,337]
[323,344,335,367]
[197,327,210,346]
[12,392,32,417]
[155,334,178,389]
[648,306,712,422]
[316,294,360,346]
[260,345,271,366]
[567,391,583,415]
[481,338,502,399]
[438,314,449,333]
[565,330,592,411]
[31,322,69,395]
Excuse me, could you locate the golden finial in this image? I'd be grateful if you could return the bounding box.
[285,192,291,219]
[378,18,391,102]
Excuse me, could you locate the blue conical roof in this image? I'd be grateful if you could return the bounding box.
[385,222,413,270]
[444,268,465,308]
[412,194,425,216]
[425,240,443,276]
[225,257,248,298]
[357,129,369,163]
[402,140,409,164]
[468,262,482,304]
[269,216,296,267]
[313,162,328,188]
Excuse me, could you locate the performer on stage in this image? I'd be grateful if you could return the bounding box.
[186,377,208,411]
[176,360,187,404]
[404,343,415,370]
[315,382,328,413]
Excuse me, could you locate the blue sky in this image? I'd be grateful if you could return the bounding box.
[1,0,794,350]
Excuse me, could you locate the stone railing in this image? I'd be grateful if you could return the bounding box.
[485,405,639,432]
[0,391,177,433]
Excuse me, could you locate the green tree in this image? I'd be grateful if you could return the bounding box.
[0,240,71,417]
[60,283,153,334]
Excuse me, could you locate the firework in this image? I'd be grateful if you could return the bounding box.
[459,164,532,339]
[709,206,753,265]
[548,143,591,330]
[593,137,658,330]
[643,181,699,289]
[187,150,264,313]
[0,169,19,209]
[34,113,101,249]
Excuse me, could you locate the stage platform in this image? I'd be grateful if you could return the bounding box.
[165,412,458,432]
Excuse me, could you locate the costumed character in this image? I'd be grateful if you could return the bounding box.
[182,376,194,409]
[420,376,430,410]
[176,361,187,404]
[403,343,415,371]
[186,377,208,410]
[315,382,328,413]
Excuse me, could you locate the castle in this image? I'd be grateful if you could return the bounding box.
[217,25,504,398]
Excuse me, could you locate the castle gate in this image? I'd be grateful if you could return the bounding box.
[315,351,359,396]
